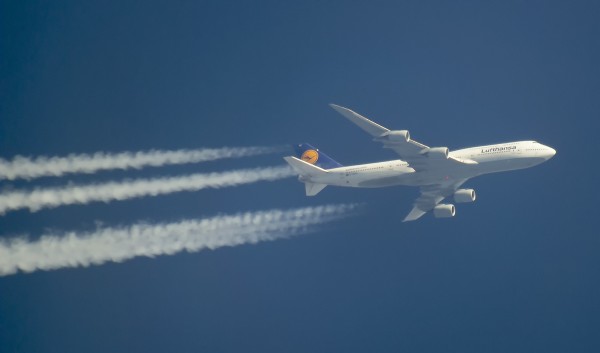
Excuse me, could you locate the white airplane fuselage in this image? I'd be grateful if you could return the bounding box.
[300,141,556,188]
[286,103,557,221]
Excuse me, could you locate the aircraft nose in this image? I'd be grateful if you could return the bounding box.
[544,146,556,159]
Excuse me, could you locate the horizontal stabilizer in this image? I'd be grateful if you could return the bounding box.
[305,182,327,196]
[284,157,329,197]
[283,156,327,176]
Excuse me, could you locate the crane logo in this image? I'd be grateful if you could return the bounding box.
[301,150,319,164]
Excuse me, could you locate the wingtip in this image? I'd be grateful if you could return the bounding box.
[329,103,346,110]
[329,103,354,116]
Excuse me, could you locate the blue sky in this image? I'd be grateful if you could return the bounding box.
[1,1,599,352]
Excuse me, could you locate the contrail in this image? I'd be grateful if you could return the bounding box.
[0,166,294,215]
[0,204,357,276]
[0,146,280,180]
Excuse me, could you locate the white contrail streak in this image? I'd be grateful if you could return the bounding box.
[0,166,294,215]
[0,204,357,276]
[0,146,279,180]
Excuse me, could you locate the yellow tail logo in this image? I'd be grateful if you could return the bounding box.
[301,150,319,164]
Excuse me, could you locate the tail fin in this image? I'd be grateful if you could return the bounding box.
[283,156,329,196]
[293,143,342,170]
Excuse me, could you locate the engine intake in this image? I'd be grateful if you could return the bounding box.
[433,204,455,218]
[379,130,410,142]
[454,189,476,203]
[421,147,449,159]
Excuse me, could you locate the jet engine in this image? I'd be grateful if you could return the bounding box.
[433,204,455,218]
[380,130,410,142]
[422,147,449,159]
[454,189,476,203]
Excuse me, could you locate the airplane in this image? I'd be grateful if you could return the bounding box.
[284,104,556,221]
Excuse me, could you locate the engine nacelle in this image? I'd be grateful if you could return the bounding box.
[380,130,410,142]
[421,147,449,159]
[433,204,455,218]
[454,189,476,203]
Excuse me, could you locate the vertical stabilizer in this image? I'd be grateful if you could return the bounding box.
[293,143,342,170]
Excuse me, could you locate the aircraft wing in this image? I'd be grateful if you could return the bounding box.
[329,104,477,170]
[403,178,469,222]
